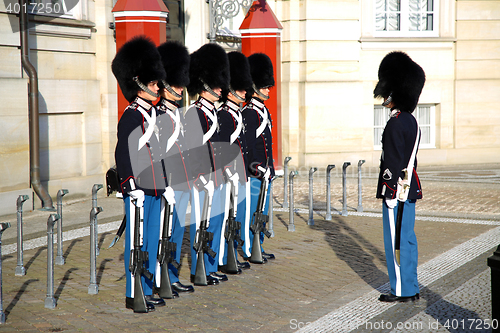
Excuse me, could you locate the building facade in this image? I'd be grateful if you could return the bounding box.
[0,0,498,213]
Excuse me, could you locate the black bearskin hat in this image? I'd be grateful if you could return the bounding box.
[248,53,275,89]
[374,51,425,113]
[187,43,230,97]
[221,51,253,102]
[111,36,166,102]
[157,41,190,88]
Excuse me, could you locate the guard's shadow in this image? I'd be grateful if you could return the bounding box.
[4,279,39,319]
[309,215,388,290]
[421,286,486,333]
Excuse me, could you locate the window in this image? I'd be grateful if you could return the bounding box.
[374,104,435,149]
[27,0,88,21]
[374,0,438,37]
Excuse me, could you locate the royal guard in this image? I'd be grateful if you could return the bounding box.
[242,53,275,263]
[374,51,425,303]
[217,51,254,274]
[111,36,167,312]
[184,43,230,285]
[155,41,194,296]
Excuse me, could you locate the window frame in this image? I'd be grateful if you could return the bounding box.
[373,104,436,150]
[373,0,439,38]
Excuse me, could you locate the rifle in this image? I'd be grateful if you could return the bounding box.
[157,187,179,298]
[192,176,216,286]
[129,199,154,313]
[249,166,272,264]
[223,168,243,273]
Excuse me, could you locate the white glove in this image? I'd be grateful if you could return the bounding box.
[385,198,397,209]
[128,190,145,208]
[163,186,176,205]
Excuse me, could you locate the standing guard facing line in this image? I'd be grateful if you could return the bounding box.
[242,53,276,263]
[155,41,194,296]
[184,43,231,285]
[217,51,254,274]
[374,51,425,303]
[111,36,167,312]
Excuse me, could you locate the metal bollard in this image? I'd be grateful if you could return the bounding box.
[342,162,351,216]
[325,165,335,221]
[55,189,69,265]
[283,157,292,209]
[45,214,60,309]
[89,206,103,295]
[0,222,11,324]
[91,184,103,257]
[488,245,500,327]
[288,171,298,232]
[308,167,317,225]
[357,160,366,212]
[15,195,29,276]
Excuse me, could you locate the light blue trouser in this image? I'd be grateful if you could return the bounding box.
[167,190,190,283]
[248,177,271,256]
[190,185,224,275]
[124,194,161,298]
[382,200,419,297]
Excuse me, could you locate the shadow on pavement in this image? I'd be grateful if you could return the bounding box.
[63,238,82,260]
[24,247,46,273]
[54,267,78,300]
[310,216,388,290]
[4,278,39,319]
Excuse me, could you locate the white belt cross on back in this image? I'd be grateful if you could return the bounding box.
[137,103,157,151]
[165,108,180,153]
[227,108,242,144]
[202,106,218,145]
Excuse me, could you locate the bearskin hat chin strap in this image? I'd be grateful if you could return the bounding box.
[201,79,221,99]
[252,83,269,101]
[382,93,393,107]
[162,80,183,99]
[133,76,159,98]
[229,86,246,102]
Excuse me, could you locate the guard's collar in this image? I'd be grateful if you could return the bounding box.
[198,96,216,111]
[135,96,153,111]
[250,97,265,109]
[160,98,179,111]
[225,99,240,112]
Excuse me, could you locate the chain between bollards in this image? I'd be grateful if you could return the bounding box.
[45,214,60,309]
[55,189,69,265]
[0,222,11,323]
[357,160,366,212]
[15,195,29,276]
[288,171,298,232]
[89,184,103,295]
[283,157,292,209]
[325,165,335,221]
[342,162,351,216]
[308,167,317,225]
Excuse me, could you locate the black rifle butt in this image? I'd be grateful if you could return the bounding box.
[158,264,174,299]
[225,242,239,273]
[249,234,264,264]
[133,274,149,313]
[194,252,208,286]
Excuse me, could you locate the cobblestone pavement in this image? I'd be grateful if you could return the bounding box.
[0,164,498,332]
